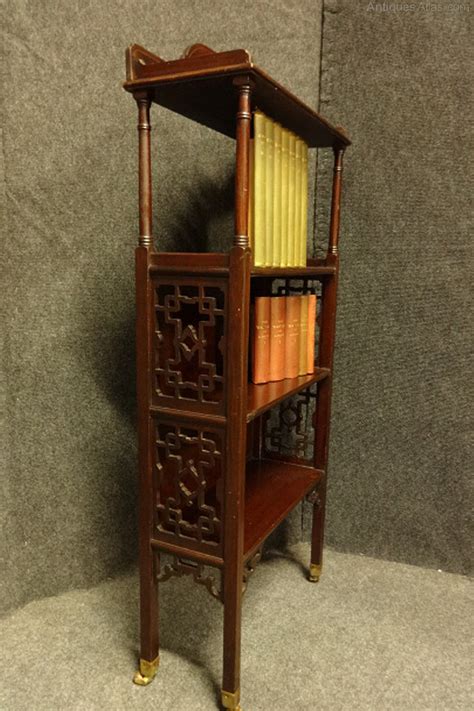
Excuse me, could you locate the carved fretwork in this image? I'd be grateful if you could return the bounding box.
[264,385,317,461]
[157,555,223,603]
[155,422,223,548]
[242,548,263,595]
[154,281,226,411]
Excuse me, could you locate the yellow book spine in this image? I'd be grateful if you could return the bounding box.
[273,123,282,268]
[298,295,309,376]
[287,132,296,266]
[300,141,309,266]
[280,128,290,267]
[264,115,274,266]
[294,138,302,268]
[253,112,266,267]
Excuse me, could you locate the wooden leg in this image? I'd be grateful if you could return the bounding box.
[310,371,332,583]
[133,547,159,685]
[221,565,243,710]
[309,478,327,582]
[134,246,158,684]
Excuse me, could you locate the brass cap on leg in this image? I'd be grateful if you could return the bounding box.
[221,689,242,710]
[133,656,160,685]
[309,563,322,583]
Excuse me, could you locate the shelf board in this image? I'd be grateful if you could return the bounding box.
[247,369,330,422]
[124,44,350,148]
[244,459,323,561]
[251,265,336,278]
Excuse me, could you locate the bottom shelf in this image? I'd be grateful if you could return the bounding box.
[244,458,323,561]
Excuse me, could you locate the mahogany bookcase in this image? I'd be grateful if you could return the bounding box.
[123,43,350,711]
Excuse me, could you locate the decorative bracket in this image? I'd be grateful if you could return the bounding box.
[157,555,223,603]
[242,548,263,595]
[306,485,322,508]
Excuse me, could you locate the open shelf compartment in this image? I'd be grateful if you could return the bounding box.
[244,458,323,562]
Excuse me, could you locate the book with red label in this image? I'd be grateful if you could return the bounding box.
[307,294,317,374]
[298,295,309,376]
[251,297,271,384]
[269,296,286,382]
[284,296,300,379]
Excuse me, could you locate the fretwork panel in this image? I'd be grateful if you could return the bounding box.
[264,385,317,462]
[153,278,227,414]
[154,419,224,552]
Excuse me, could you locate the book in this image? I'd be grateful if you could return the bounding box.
[294,138,302,266]
[307,294,317,374]
[253,111,266,267]
[251,297,271,384]
[280,128,290,267]
[264,115,274,266]
[273,123,282,268]
[269,297,286,382]
[284,296,300,379]
[287,132,296,266]
[300,141,308,266]
[298,295,309,376]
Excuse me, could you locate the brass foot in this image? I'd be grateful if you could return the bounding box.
[133,656,159,686]
[221,689,242,710]
[309,563,322,583]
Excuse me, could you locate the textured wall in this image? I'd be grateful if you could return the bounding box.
[308,0,473,575]
[1,0,323,614]
[3,0,472,617]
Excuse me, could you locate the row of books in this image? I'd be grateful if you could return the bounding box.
[251,295,317,384]
[249,111,309,268]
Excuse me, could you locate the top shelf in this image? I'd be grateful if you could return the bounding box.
[123,43,350,149]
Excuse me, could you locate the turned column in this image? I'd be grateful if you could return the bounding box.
[136,92,153,248]
[233,77,253,249]
[133,90,160,685]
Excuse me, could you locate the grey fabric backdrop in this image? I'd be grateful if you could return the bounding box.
[309,0,473,575]
[1,0,323,615]
[1,0,472,616]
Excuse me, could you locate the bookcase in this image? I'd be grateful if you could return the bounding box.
[123,43,350,711]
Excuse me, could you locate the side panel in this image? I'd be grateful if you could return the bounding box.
[149,273,228,559]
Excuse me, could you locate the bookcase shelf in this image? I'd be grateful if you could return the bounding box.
[251,264,336,278]
[125,42,349,710]
[244,459,323,561]
[246,369,330,422]
[124,44,350,148]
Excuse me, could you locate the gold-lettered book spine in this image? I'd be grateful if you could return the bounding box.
[294,138,302,267]
[300,141,309,266]
[273,123,282,268]
[298,294,309,376]
[287,132,296,266]
[280,128,290,267]
[264,115,274,266]
[253,111,266,267]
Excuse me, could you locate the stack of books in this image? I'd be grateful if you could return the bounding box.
[251,295,317,384]
[249,111,309,268]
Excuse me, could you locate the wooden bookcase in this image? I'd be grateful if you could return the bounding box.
[123,43,350,711]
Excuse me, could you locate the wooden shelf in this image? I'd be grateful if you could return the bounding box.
[246,369,330,422]
[244,458,323,561]
[251,265,336,278]
[124,44,350,148]
[148,253,336,278]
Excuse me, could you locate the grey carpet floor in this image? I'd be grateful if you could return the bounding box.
[1,544,472,711]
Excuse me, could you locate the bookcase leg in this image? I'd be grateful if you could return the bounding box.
[133,549,160,685]
[309,479,326,582]
[221,572,243,710]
